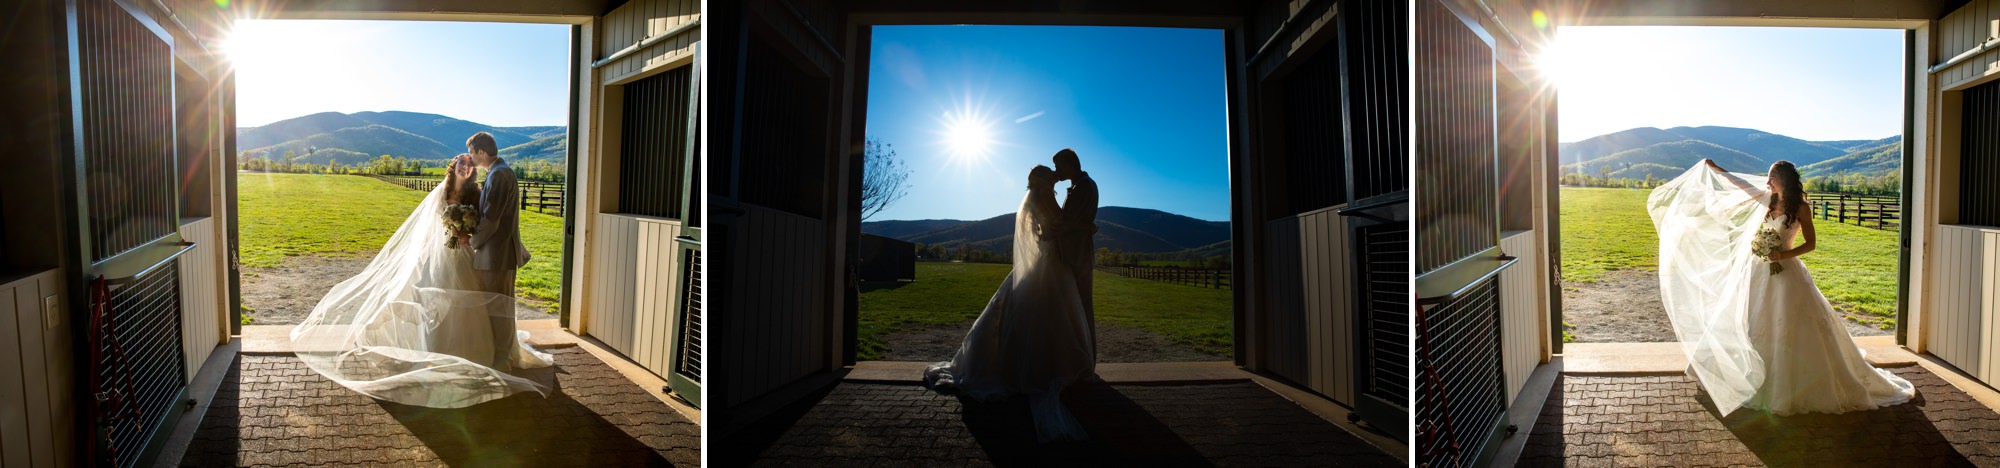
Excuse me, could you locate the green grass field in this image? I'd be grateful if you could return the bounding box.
[857,262,1233,361]
[1561,186,1900,328]
[238,173,566,308]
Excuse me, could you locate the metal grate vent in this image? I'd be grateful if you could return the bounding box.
[619,66,694,219]
[676,246,703,381]
[79,0,178,262]
[1416,278,1505,468]
[1360,222,1411,405]
[102,263,187,468]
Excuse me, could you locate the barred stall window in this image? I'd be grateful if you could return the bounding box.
[737,37,831,219]
[1961,80,2000,227]
[618,66,696,219]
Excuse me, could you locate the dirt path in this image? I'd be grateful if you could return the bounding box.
[879,322,1228,363]
[1564,268,1891,343]
[241,254,553,326]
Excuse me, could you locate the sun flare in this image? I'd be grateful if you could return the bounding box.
[943,112,995,160]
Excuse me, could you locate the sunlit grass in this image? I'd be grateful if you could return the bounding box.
[857,262,1232,361]
[1560,186,1899,328]
[238,172,565,308]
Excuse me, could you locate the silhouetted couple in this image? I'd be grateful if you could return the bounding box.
[925,148,1101,442]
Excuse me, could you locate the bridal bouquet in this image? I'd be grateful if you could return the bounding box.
[1750,227,1784,275]
[442,204,480,248]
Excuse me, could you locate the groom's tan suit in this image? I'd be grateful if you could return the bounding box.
[1058,172,1098,357]
[471,160,531,367]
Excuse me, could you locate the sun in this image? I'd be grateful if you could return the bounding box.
[943,111,995,160]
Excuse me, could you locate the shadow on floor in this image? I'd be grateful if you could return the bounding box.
[725,379,1399,467]
[181,348,699,466]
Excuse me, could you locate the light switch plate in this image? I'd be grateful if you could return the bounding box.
[44,294,58,330]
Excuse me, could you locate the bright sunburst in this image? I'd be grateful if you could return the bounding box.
[943,111,995,159]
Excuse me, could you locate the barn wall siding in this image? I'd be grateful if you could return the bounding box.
[722,204,827,409]
[1933,225,2000,383]
[599,0,701,85]
[176,218,223,384]
[1498,229,1541,403]
[588,214,683,378]
[1263,206,1354,405]
[0,270,71,468]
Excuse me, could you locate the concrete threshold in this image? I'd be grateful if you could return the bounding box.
[1560,336,1918,375]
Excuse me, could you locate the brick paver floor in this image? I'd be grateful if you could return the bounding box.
[180,346,700,466]
[725,380,1401,467]
[1518,367,2000,467]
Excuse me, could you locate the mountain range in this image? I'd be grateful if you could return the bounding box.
[863,206,1231,255]
[1559,125,1901,180]
[236,111,567,166]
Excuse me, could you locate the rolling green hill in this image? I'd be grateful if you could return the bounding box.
[498,134,568,162]
[1800,139,1902,178]
[866,206,1230,255]
[1558,127,1687,165]
[238,111,568,165]
[1662,126,1847,167]
[1564,140,1766,177]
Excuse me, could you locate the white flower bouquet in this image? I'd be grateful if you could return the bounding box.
[442,204,480,248]
[1750,227,1784,275]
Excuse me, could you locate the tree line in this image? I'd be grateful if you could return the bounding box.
[237,151,568,182]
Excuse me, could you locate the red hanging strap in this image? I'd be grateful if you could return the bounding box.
[87,276,138,466]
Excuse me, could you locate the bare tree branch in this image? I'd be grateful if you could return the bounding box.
[861,137,913,221]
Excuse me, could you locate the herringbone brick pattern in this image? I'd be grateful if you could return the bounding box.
[1518,367,2000,467]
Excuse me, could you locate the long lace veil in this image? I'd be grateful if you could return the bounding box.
[1647,166,1772,414]
[290,181,547,408]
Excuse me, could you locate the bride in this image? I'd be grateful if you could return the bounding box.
[924,165,1096,442]
[291,156,554,408]
[1650,159,1915,415]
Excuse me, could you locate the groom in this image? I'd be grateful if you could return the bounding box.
[1052,149,1098,360]
[457,132,532,369]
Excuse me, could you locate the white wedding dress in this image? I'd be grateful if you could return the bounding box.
[291,181,554,408]
[1650,166,1914,415]
[924,187,1096,442]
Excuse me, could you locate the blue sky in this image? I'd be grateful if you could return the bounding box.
[864,25,1230,222]
[226,20,570,127]
[1547,26,1903,142]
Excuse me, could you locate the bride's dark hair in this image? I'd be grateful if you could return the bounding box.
[1028,165,1057,190]
[443,157,480,205]
[1768,161,1807,227]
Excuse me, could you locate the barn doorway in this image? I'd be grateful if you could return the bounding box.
[853,24,1236,365]
[224,19,578,330]
[1543,25,1911,347]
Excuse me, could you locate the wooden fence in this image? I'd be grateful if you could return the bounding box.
[1807,192,1900,231]
[1096,265,1232,289]
[363,174,568,215]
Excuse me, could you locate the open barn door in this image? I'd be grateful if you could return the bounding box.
[667,45,704,407]
[65,0,196,465]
